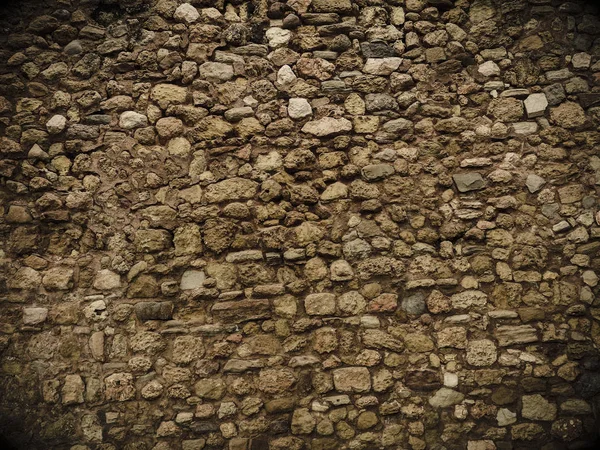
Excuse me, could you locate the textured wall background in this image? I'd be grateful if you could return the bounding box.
[1,0,600,449]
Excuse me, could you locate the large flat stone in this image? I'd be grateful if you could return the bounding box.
[496,325,538,346]
[134,302,174,321]
[333,367,371,392]
[429,388,464,408]
[204,178,259,203]
[524,93,548,118]
[301,117,352,137]
[211,299,271,323]
[453,173,485,192]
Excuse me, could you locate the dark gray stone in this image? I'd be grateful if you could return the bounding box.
[211,299,271,323]
[361,41,396,58]
[401,293,426,315]
[453,173,485,192]
[543,83,566,106]
[134,301,174,321]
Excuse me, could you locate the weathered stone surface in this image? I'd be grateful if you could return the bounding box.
[288,98,312,119]
[23,307,48,325]
[333,367,371,393]
[522,395,557,421]
[401,293,427,315]
[301,117,352,136]
[524,93,548,118]
[305,293,336,315]
[62,375,85,405]
[429,388,465,408]
[496,325,538,346]
[134,302,174,321]
[478,61,500,77]
[453,173,485,192]
[291,408,315,434]
[42,267,73,291]
[363,58,402,75]
[337,291,366,315]
[205,178,258,203]
[526,174,545,193]
[46,114,67,134]
[466,339,497,366]
[361,164,394,181]
[151,84,188,107]
[321,182,348,201]
[119,111,148,129]
[93,269,121,291]
[1,1,599,448]
[550,102,586,128]
[195,378,226,400]
[174,3,199,24]
[199,62,234,82]
[211,299,271,323]
[105,373,136,402]
[451,290,487,309]
[180,270,205,290]
[258,368,296,394]
[312,0,352,13]
[362,329,404,352]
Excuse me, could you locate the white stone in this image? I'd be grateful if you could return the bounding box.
[84,300,107,321]
[321,182,348,201]
[429,388,465,408]
[277,65,297,86]
[199,62,234,82]
[46,114,67,134]
[478,61,500,77]
[168,137,192,156]
[467,441,496,450]
[288,98,312,119]
[330,260,354,281]
[200,7,222,21]
[390,7,405,26]
[305,293,336,316]
[93,269,122,290]
[119,111,148,129]
[583,270,598,287]
[524,93,548,118]
[266,27,291,48]
[572,52,591,70]
[180,270,206,290]
[446,23,467,41]
[23,307,48,325]
[302,117,352,137]
[511,122,538,136]
[28,143,49,160]
[174,3,200,24]
[521,394,557,421]
[450,290,487,309]
[526,174,545,193]
[497,408,517,426]
[256,151,283,172]
[363,57,403,75]
[443,372,458,388]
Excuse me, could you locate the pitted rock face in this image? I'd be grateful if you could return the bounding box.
[0,0,599,449]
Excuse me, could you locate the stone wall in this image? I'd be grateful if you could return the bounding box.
[1,0,600,448]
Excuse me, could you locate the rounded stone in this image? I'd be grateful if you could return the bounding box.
[466,339,497,367]
[46,114,67,134]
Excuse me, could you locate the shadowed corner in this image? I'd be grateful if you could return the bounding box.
[0,435,18,450]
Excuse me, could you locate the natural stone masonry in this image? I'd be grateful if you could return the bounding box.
[0,0,600,449]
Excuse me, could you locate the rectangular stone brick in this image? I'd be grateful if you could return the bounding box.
[211,299,271,323]
[134,302,174,321]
